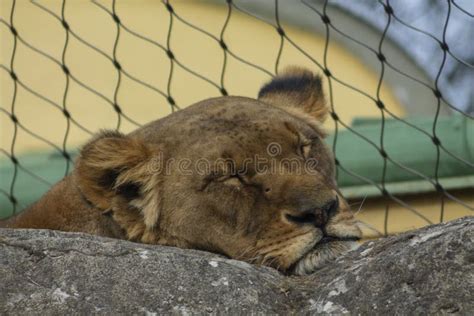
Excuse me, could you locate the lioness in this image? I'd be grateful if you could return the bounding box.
[1,67,361,275]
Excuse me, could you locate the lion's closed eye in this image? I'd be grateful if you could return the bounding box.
[218,175,244,188]
[200,173,244,192]
[294,130,319,160]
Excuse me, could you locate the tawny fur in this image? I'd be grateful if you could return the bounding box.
[1,66,361,275]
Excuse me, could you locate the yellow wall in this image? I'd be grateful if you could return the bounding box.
[354,190,474,239]
[1,0,404,153]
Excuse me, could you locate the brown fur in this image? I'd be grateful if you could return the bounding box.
[1,66,361,275]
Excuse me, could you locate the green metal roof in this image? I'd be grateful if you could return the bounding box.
[329,115,473,198]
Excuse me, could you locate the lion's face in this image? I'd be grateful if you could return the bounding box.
[75,67,361,275]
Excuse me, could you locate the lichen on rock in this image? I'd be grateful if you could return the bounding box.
[0,217,472,314]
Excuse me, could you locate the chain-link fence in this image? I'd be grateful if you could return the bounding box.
[1,0,473,238]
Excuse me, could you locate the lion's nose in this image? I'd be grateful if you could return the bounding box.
[285,197,339,228]
[313,197,338,228]
[323,197,339,220]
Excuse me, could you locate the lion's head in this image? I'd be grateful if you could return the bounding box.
[75,67,361,275]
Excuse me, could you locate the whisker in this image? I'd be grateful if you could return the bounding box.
[269,257,280,270]
[353,195,368,216]
[356,220,384,237]
[349,200,363,207]
[243,253,262,265]
[261,255,270,266]
[255,231,312,255]
[263,255,280,269]
[235,245,257,261]
[245,256,257,264]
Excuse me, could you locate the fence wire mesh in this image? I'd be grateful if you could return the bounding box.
[0,0,473,237]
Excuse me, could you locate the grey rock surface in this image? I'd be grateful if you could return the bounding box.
[1,217,473,315]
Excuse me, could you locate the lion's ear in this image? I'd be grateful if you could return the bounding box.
[258,66,328,122]
[75,130,161,229]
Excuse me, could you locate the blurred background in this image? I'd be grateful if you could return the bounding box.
[1,0,473,238]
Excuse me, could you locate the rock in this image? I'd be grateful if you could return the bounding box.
[0,217,472,314]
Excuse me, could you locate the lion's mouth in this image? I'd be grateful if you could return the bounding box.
[317,235,361,245]
[287,235,361,275]
[293,235,360,265]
